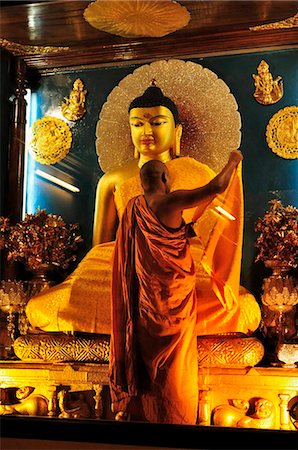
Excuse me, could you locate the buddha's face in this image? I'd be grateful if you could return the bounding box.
[129,105,176,157]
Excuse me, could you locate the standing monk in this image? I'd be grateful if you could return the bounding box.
[109,150,243,424]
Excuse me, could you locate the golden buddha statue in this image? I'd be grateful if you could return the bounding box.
[26,67,261,337]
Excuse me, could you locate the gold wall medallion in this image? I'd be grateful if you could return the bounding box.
[249,12,298,31]
[0,38,69,56]
[252,60,283,105]
[30,116,72,165]
[266,106,298,159]
[62,79,87,121]
[83,0,190,38]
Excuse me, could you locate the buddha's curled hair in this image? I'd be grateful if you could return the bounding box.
[128,82,179,125]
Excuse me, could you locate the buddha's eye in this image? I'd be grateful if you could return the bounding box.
[151,121,167,126]
[130,121,143,128]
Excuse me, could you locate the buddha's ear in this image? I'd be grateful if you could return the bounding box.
[134,147,140,159]
[173,124,182,157]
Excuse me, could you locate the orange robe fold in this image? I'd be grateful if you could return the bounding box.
[109,195,198,424]
[200,163,244,312]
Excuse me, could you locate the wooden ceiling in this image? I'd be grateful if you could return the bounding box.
[0,1,297,71]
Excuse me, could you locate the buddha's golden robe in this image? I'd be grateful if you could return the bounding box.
[26,157,261,335]
[110,195,198,424]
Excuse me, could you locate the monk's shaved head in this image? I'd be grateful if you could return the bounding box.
[140,160,169,191]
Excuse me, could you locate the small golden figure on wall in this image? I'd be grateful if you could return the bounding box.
[252,60,283,105]
[62,79,87,121]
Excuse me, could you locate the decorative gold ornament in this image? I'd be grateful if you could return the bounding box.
[0,38,69,56]
[197,333,264,368]
[96,59,241,174]
[62,79,87,121]
[57,388,92,419]
[250,12,298,31]
[266,106,298,159]
[212,398,275,429]
[277,343,298,368]
[13,332,264,368]
[252,60,283,105]
[30,117,72,165]
[13,333,110,363]
[0,386,48,416]
[83,0,190,38]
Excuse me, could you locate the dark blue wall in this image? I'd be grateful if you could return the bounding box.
[25,48,298,299]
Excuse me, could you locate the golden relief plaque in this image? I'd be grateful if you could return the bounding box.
[266,106,298,159]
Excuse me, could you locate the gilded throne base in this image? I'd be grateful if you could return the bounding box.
[0,331,296,430]
[0,360,297,431]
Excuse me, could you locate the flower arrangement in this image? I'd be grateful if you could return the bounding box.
[0,209,83,271]
[254,198,298,268]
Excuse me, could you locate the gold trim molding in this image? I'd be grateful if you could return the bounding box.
[197,334,264,368]
[250,12,298,31]
[14,333,110,363]
[13,332,264,368]
[0,38,69,56]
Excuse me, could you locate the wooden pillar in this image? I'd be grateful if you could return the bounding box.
[3,57,28,280]
[198,387,211,426]
[5,58,28,222]
[93,383,103,419]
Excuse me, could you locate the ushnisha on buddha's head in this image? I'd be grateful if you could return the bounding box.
[128,81,182,165]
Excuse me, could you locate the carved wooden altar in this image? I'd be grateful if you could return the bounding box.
[197,366,298,430]
[0,360,297,431]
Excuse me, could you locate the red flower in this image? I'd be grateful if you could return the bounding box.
[0,209,83,271]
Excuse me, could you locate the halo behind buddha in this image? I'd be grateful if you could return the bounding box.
[96,59,241,173]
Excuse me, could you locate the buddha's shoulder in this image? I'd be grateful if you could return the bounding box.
[98,160,139,187]
[167,156,216,176]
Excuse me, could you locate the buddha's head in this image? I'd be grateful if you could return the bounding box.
[128,81,182,162]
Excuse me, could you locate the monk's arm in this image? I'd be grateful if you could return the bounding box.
[164,150,243,212]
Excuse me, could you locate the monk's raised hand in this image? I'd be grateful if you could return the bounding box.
[228,149,243,166]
